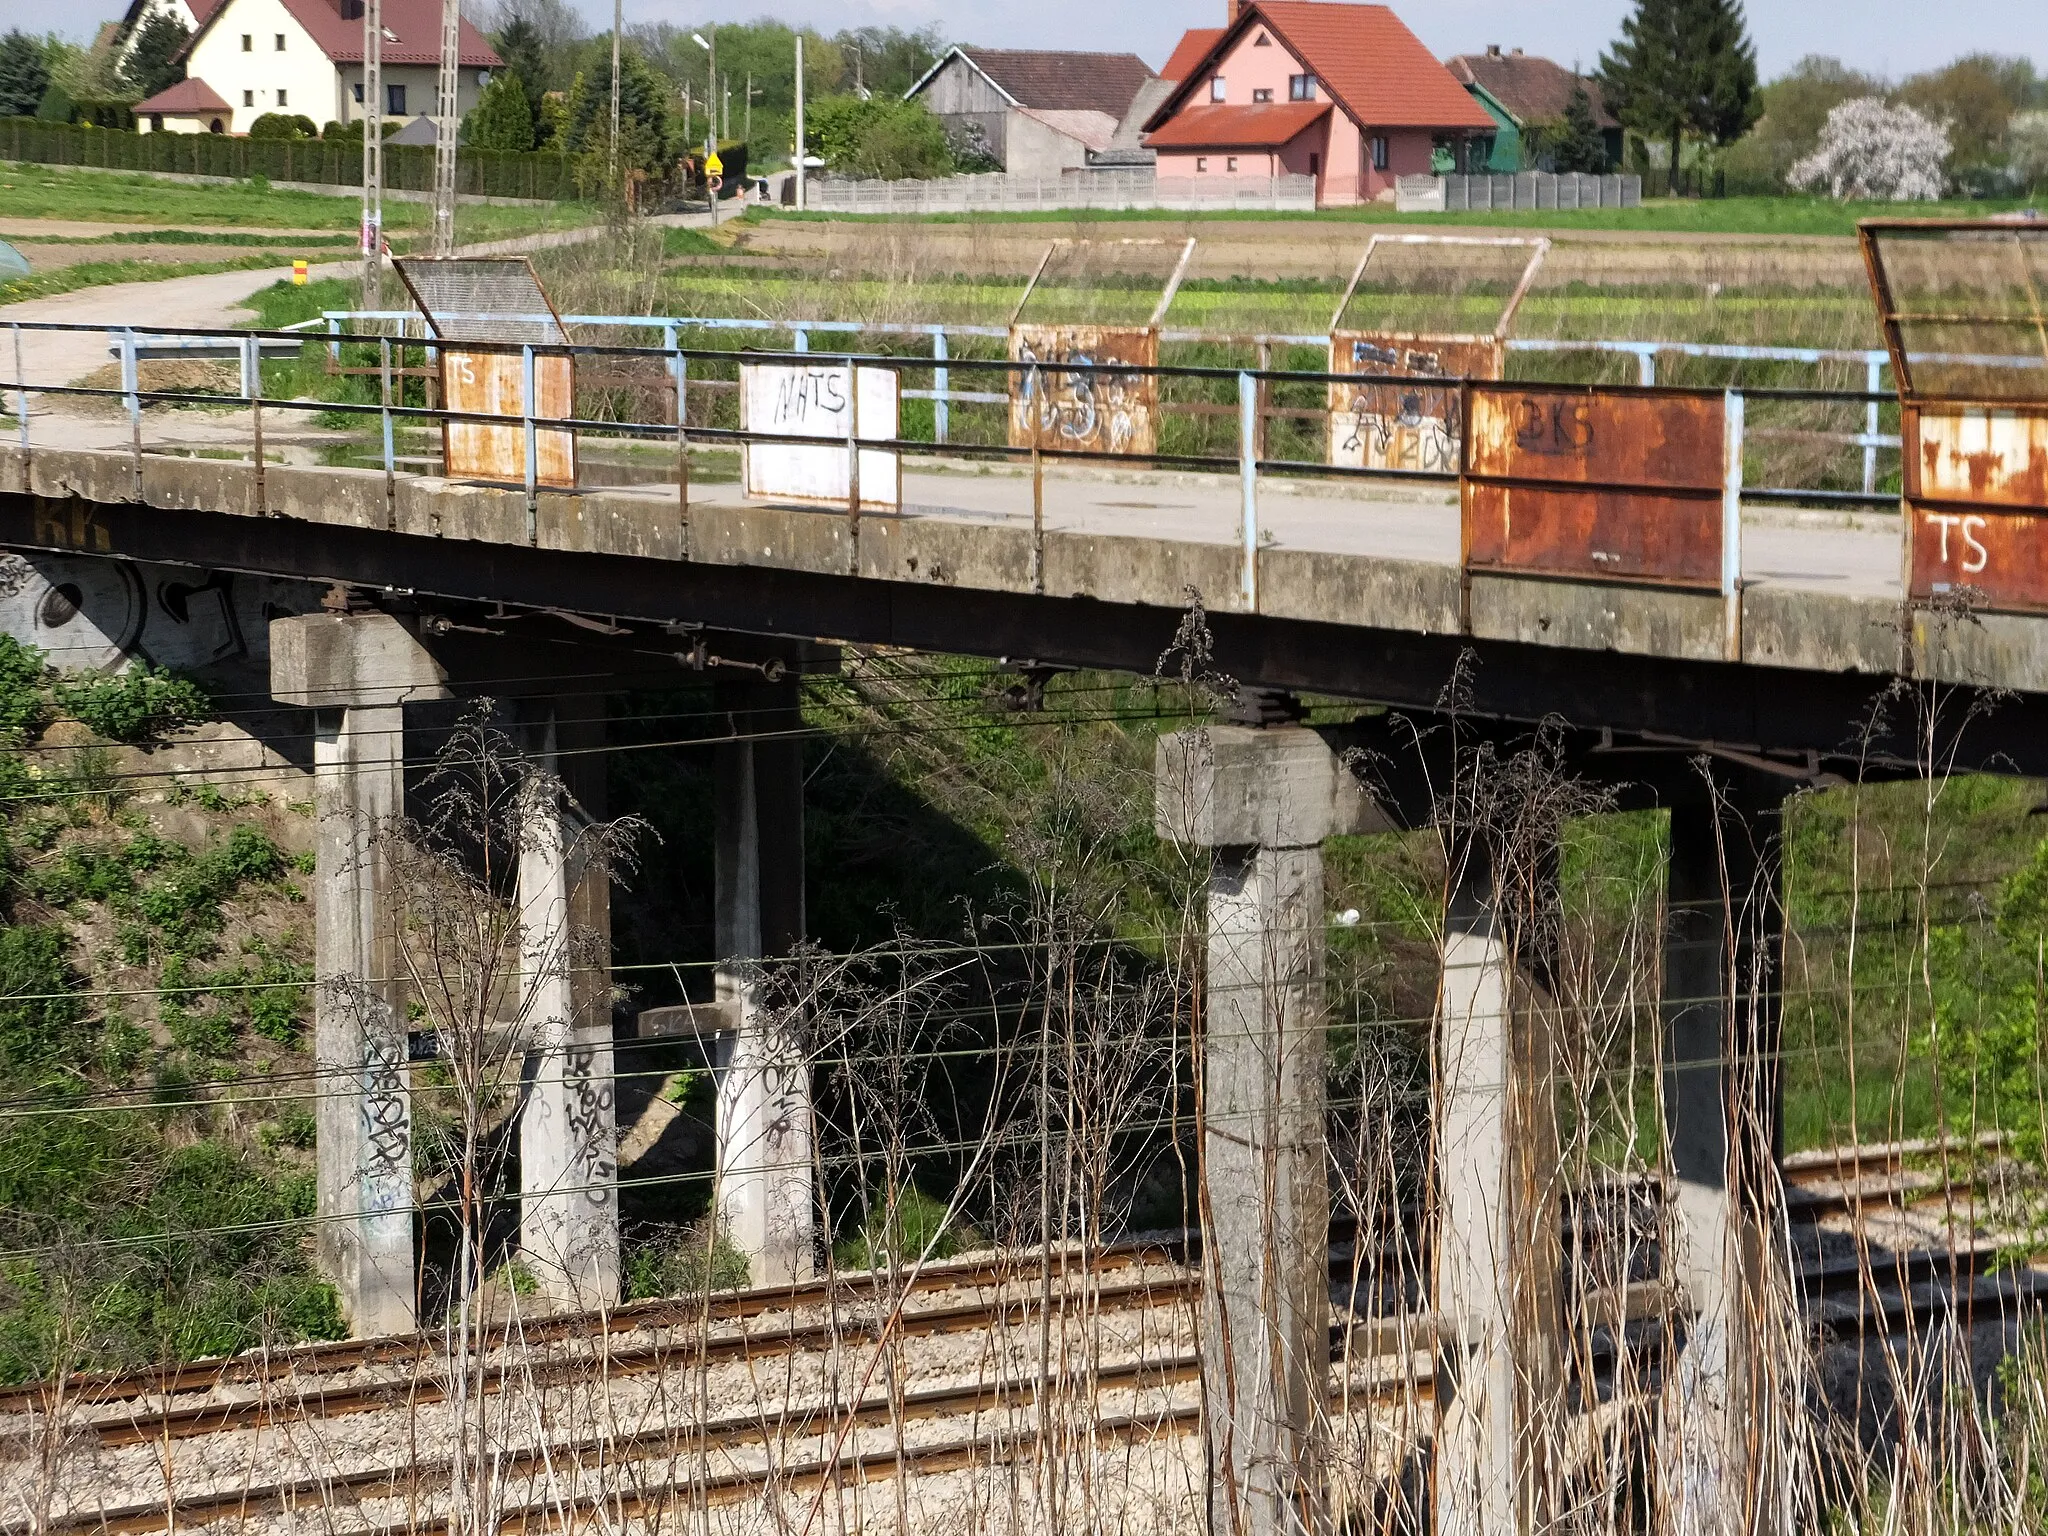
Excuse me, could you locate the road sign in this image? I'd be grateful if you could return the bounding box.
[708,174,723,193]
[705,150,724,175]
[292,259,308,286]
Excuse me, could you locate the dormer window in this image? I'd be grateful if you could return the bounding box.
[1209,76,1225,103]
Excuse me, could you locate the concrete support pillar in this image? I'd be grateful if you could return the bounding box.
[1156,723,1377,1536]
[1659,781,1785,1536]
[517,698,619,1308]
[273,612,449,1338]
[1432,841,1561,1536]
[714,677,813,1287]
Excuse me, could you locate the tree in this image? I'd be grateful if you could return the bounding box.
[1897,54,2035,182]
[804,93,952,180]
[1548,82,1608,173]
[490,14,549,138]
[562,44,671,172]
[465,69,535,150]
[119,13,188,101]
[1721,55,1883,190]
[1598,0,1759,185]
[0,31,51,120]
[1788,97,1949,201]
[2012,111,2048,194]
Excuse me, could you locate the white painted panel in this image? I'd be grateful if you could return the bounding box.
[741,364,900,510]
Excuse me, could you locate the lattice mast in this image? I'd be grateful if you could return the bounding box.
[360,0,383,304]
[431,0,461,257]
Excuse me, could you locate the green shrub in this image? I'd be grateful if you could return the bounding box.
[624,1221,753,1298]
[247,113,317,141]
[0,924,78,1070]
[834,1183,974,1271]
[54,664,209,744]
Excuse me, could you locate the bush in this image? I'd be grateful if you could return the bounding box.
[54,663,208,744]
[466,70,534,152]
[247,113,317,141]
[1789,97,1950,200]
[834,1183,974,1270]
[806,94,952,180]
[0,924,79,1071]
[0,634,50,738]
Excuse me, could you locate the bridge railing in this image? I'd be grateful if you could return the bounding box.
[305,310,1906,504]
[0,318,1908,648]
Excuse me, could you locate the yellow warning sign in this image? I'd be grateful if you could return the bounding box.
[704,150,724,175]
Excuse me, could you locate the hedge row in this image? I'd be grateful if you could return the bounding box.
[0,117,579,201]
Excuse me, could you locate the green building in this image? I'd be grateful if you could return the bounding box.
[1444,47,1621,173]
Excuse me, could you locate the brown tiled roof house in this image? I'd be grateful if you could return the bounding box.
[1445,46,1622,171]
[906,45,1158,177]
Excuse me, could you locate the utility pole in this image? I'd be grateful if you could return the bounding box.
[607,0,621,184]
[430,0,459,257]
[361,0,383,305]
[722,79,730,141]
[793,32,805,210]
[745,73,755,143]
[706,28,715,152]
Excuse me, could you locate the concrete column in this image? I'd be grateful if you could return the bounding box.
[1431,839,1561,1536]
[273,612,450,1338]
[1156,723,1377,1536]
[1659,783,1784,1536]
[517,699,620,1307]
[714,677,813,1287]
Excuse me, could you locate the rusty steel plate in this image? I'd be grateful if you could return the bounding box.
[441,350,576,488]
[1009,324,1158,456]
[1463,384,1726,589]
[1906,403,2048,610]
[1328,333,1498,473]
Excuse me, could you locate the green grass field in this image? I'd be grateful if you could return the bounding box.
[0,165,599,243]
[766,194,2041,238]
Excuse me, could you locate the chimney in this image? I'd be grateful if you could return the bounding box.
[1510,47,1524,56]
[1486,44,1500,57]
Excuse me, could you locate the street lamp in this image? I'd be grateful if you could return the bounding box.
[691,30,714,154]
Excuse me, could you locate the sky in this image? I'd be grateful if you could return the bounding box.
[6,0,2042,82]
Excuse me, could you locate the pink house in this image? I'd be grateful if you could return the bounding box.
[1143,2,1495,206]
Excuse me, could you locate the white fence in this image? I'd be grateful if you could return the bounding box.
[1395,173,1642,213]
[806,169,1317,215]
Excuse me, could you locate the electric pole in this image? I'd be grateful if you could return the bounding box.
[361,0,383,304]
[794,32,805,210]
[607,0,621,184]
[722,79,730,140]
[430,0,459,256]
[745,73,754,143]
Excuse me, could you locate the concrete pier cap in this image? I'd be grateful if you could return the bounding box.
[1154,723,1388,849]
[271,611,453,707]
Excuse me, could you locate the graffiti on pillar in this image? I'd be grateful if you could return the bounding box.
[563,1043,617,1208]
[359,1027,413,1206]
[0,551,321,674]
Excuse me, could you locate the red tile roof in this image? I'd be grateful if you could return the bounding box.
[188,0,227,24]
[134,76,231,114]
[1446,51,1618,129]
[184,0,501,69]
[1147,2,1494,134]
[1145,101,1330,149]
[1160,28,1223,84]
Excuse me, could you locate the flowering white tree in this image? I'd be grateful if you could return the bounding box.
[1789,96,1950,200]
[2010,110,2048,194]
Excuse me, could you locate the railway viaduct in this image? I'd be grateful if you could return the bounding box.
[1,219,2042,1536]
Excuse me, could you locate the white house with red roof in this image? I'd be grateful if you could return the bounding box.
[135,0,499,135]
[1142,1,1495,206]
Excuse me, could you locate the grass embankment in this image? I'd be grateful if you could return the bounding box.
[776,194,2042,237]
[0,638,333,1381]
[0,254,294,306]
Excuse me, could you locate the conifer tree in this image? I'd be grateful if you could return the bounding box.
[119,14,189,101]
[1551,81,1608,173]
[0,31,50,120]
[1599,0,1758,184]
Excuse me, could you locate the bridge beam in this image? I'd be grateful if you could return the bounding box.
[1156,721,1378,1536]
[1659,775,1786,1536]
[516,697,620,1308]
[273,612,450,1338]
[714,675,814,1288]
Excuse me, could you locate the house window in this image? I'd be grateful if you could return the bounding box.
[240,33,252,50]
[387,83,407,115]
[1195,156,1208,172]
[149,113,163,131]
[1253,30,1271,45]
[209,117,223,133]
[1289,73,1315,100]
[1370,135,1389,170]
[1209,77,1225,103]
[1309,152,1320,176]
[243,90,255,107]
[277,89,288,106]
[275,33,286,49]
[1226,155,1238,172]
[1252,88,1272,103]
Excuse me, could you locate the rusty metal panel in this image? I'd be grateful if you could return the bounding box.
[1008,324,1158,455]
[1463,384,1726,588]
[1905,403,2048,610]
[441,349,576,488]
[1328,333,1499,473]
